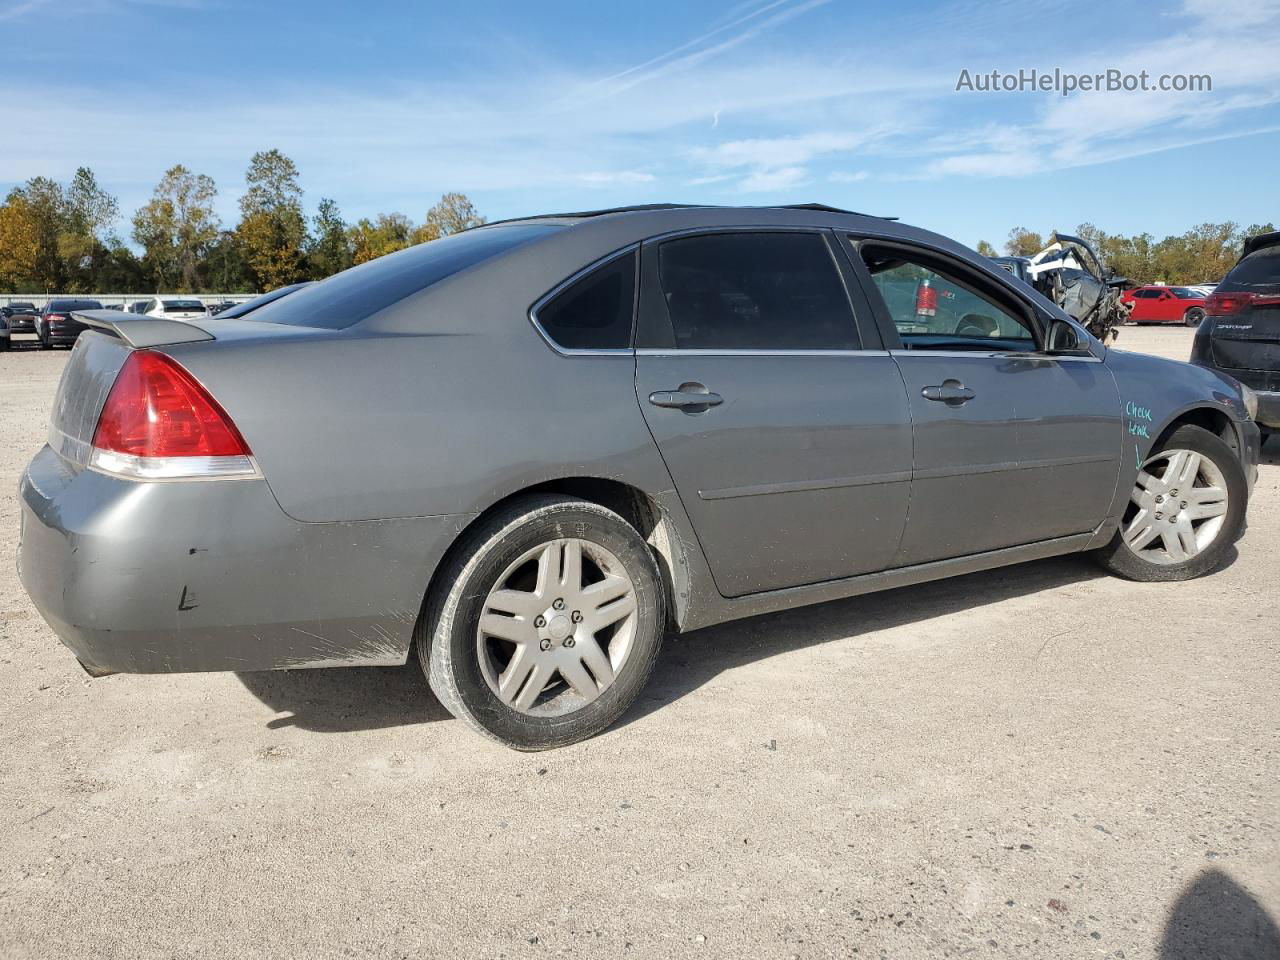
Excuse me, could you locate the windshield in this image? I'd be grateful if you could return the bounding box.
[1218,246,1280,292]
[250,223,560,329]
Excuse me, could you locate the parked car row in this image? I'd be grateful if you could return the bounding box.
[0,292,286,349]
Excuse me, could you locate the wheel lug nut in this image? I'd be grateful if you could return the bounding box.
[1155,512,1163,519]
[1181,501,1187,509]
[552,598,565,610]
[539,638,552,652]
[571,610,583,623]
[1155,495,1164,503]
[563,637,576,648]
[534,615,546,628]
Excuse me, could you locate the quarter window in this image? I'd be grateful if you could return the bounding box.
[536,250,636,350]
[857,243,1036,350]
[656,232,860,350]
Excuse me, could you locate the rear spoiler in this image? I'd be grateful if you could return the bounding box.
[1241,230,1280,259]
[71,310,215,348]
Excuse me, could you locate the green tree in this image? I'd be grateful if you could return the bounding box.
[237,149,308,289]
[348,213,413,265]
[205,230,254,292]
[1004,226,1044,257]
[0,189,42,291]
[975,240,998,257]
[307,197,352,278]
[60,168,120,291]
[421,192,485,239]
[132,165,220,291]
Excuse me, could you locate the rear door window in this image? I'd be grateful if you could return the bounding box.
[534,250,636,350]
[654,232,860,350]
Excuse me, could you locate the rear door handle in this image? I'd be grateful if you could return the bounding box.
[921,380,975,405]
[648,385,723,411]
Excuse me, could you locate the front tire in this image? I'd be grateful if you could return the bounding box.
[418,495,666,750]
[1094,424,1247,582]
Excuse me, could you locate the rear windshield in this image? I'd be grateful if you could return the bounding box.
[163,300,206,312]
[250,223,560,329]
[214,283,310,319]
[1219,246,1280,293]
[48,300,102,311]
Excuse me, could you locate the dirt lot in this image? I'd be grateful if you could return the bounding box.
[1,327,1276,959]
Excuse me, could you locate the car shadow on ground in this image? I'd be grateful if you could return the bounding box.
[615,553,1113,730]
[238,552,1123,734]
[1159,868,1280,959]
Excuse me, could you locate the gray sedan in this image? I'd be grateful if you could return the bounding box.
[17,204,1262,749]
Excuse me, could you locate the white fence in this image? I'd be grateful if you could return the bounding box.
[1,294,256,310]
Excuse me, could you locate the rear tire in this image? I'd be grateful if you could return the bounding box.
[1184,307,1206,327]
[417,494,666,750]
[1094,424,1246,582]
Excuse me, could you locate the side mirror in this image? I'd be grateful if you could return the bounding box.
[1047,318,1086,354]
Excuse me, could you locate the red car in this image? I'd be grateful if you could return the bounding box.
[1121,285,1209,326]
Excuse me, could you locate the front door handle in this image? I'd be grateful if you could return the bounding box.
[921,380,975,405]
[649,383,723,411]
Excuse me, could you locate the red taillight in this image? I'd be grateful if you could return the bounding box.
[1204,292,1254,315]
[47,313,67,323]
[93,351,250,458]
[915,278,937,317]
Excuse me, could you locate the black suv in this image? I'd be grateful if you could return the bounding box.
[1192,231,1280,442]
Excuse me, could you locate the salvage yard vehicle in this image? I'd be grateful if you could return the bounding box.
[35,298,102,348]
[17,204,1262,750]
[1191,230,1280,444]
[1121,285,1208,326]
[990,232,1131,342]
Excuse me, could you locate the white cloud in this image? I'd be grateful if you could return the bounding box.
[577,170,657,185]
[739,166,809,192]
[829,170,869,182]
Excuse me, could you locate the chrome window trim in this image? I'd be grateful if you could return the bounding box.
[636,348,891,357]
[528,243,640,357]
[888,348,1102,363]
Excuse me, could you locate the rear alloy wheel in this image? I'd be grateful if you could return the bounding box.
[419,495,665,750]
[1185,306,1206,327]
[1095,424,1246,581]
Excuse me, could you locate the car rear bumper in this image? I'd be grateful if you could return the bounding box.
[1254,391,1280,430]
[17,444,471,674]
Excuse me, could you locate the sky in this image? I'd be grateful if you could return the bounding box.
[1,0,1278,250]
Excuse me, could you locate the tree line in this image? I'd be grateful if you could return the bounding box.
[977,221,1276,285]
[0,149,486,294]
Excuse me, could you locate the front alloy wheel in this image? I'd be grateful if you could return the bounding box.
[1095,424,1246,581]
[1123,448,1228,564]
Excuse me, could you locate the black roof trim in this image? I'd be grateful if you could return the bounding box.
[482,202,897,229]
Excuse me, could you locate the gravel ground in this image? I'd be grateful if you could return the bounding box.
[1,327,1277,960]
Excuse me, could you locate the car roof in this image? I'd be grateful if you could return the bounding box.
[483,202,897,229]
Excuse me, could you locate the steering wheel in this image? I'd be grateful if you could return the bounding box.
[955,313,998,337]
